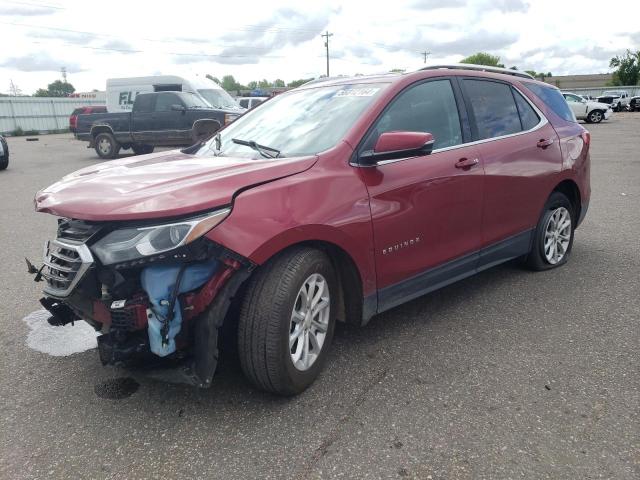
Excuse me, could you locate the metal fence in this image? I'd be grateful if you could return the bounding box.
[0,97,106,134]
[559,85,640,98]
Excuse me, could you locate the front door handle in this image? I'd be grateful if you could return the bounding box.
[537,138,555,148]
[455,157,479,169]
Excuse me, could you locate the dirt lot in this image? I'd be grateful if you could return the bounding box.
[0,114,638,479]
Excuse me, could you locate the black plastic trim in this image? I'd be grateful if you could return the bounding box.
[376,229,534,314]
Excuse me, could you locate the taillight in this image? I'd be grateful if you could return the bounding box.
[580,131,590,147]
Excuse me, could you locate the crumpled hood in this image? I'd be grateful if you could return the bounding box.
[35,149,318,221]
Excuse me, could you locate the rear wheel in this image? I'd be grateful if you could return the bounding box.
[587,110,603,123]
[237,247,337,395]
[131,144,154,155]
[525,192,575,271]
[94,132,120,159]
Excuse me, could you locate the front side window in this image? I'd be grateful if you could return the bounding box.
[154,93,181,112]
[362,79,463,151]
[526,83,576,122]
[198,89,241,109]
[180,92,210,109]
[463,79,522,139]
[196,82,389,159]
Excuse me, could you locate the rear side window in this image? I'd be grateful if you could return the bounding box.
[463,79,521,139]
[525,83,576,122]
[512,89,540,131]
[363,79,463,150]
[238,99,249,108]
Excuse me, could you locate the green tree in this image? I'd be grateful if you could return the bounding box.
[258,79,272,89]
[286,78,313,88]
[221,75,243,92]
[33,80,75,97]
[460,52,504,68]
[247,80,258,89]
[609,50,640,86]
[273,79,285,87]
[525,70,552,80]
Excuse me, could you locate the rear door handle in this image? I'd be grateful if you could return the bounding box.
[455,157,479,169]
[537,138,555,148]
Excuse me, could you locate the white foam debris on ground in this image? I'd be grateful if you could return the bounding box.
[22,309,98,356]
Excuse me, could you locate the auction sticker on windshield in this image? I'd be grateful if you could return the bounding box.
[335,88,380,97]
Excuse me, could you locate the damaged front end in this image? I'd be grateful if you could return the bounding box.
[30,212,252,387]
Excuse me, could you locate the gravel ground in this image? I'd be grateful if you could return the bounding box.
[0,114,638,479]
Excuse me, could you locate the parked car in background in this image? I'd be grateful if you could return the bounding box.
[579,94,595,101]
[562,92,612,123]
[0,135,8,170]
[628,96,640,112]
[236,97,269,109]
[75,91,241,159]
[33,65,590,395]
[596,90,630,111]
[69,105,107,133]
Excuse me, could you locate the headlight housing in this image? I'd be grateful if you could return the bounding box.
[92,208,230,265]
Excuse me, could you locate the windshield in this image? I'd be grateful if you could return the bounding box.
[198,89,242,109]
[181,92,211,109]
[195,83,389,159]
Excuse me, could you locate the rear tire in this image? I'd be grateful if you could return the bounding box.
[131,144,154,155]
[94,132,120,159]
[525,192,575,271]
[237,247,337,395]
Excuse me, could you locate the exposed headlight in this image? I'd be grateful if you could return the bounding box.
[92,208,230,265]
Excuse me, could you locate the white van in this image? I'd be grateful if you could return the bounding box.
[106,75,243,113]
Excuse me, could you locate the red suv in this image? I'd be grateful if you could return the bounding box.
[69,105,107,133]
[34,65,590,395]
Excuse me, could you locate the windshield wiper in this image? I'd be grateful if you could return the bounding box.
[231,138,280,159]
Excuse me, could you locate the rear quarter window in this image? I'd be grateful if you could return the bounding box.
[525,82,576,123]
[463,79,522,139]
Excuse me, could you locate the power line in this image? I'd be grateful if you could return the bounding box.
[321,31,333,77]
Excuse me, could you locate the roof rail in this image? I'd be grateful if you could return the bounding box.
[420,64,534,80]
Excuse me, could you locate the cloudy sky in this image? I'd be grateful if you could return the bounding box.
[1,0,638,94]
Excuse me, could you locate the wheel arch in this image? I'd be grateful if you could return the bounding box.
[90,124,115,137]
[551,179,581,224]
[250,239,366,326]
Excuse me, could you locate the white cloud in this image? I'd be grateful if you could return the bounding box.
[0,0,638,95]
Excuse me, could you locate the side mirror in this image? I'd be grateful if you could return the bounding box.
[359,131,434,166]
[171,104,186,113]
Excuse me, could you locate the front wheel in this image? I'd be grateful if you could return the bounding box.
[94,132,120,159]
[525,192,575,271]
[131,144,154,155]
[237,248,337,395]
[0,136,8,170]
[587,110,603,123]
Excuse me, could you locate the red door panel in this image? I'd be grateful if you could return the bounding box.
[359,145,484,289]
[477,122,561,247]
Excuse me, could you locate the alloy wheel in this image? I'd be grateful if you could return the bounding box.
[289,273,330,371]
[543,207,572,264]
[98,138,111,155]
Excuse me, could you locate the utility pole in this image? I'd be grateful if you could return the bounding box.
[422,51,431,64]
[321,31,333,77]
[61,67,67,83]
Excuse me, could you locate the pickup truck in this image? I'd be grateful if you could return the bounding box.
[596,90,630,112]
[75,91,242,159]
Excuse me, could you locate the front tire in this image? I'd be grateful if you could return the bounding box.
[237,247,337,395]
[0,136,8,170]
[94,132,120,159]
[131,144,154,155]
[525,192,575,271]
[587,110,603,123]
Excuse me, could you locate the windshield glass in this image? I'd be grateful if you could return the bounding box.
[181,92,211,109]
[198,89,242,109]
[195,83,388,159]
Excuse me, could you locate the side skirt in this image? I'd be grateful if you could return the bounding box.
[367,229,534,320]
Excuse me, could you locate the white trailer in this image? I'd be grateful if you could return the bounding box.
[106,75,242,113]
